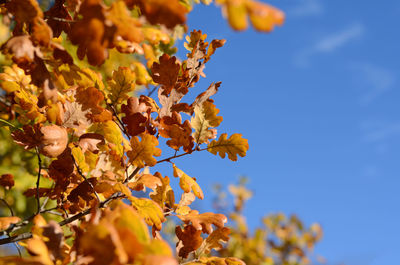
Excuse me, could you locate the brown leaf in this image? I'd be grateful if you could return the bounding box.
[0,174,15,190]
[177,210,227,234]
[11,124,42,150]
[151,54,180,95]
[121,97,148,137]
[158,113,194,153]
[67,178,98,203]
[44,0,72,37]
[176,225,203,258]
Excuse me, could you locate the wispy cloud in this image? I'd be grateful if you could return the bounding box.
[288,0,324,18]
[350,63,396,105]
[361,121,400,143]
[294,23,365,67]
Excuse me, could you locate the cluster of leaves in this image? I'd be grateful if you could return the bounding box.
[214,179,324,265]
[0,0,291,264]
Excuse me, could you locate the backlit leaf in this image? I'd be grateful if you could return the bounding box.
[207,133,249,161]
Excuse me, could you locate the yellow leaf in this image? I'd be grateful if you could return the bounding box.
[127,134,161,168]
[191,101,222,144]
[173,164,204,200]
[149,173,175,209]
[106,67,137,104]
[207,133,249,161]
[226,0,247,31]
[132,62,153,86]
[71,146,90,173]
[130,197,165,230]
[114,183,165,230]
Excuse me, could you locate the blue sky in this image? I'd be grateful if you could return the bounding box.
[170,0,400,264]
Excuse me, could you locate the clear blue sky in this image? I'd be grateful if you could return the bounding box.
[170,1,400,264]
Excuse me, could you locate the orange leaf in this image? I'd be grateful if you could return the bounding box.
[177,210,227,234]
[127,134,162,168]
[0,216,21,231]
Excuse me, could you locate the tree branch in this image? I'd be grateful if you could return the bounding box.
[0,193,125,246]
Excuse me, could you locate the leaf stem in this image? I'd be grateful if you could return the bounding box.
[35,148,42,214]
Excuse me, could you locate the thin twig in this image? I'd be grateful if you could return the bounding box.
[107,103,131,139]
[72,158,101,203]
[0,198,14,216]
[35,148,42,214]
[147,85,159,97]
[156,150,197,164]
[44,16,77,23]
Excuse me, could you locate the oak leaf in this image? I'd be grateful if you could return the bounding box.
[173,164,204,200]
[158,113,194,152]
[176,225,203,258]
[115,183,165,230]
[177,210,227,234]
[202,227,230,254]
[151,54,180,95]
[127,134,161,168]
[106,67,137,104]
[131,197,166,230]
[128,173,162,192]
[191,101,222,144]
[44,0,72,37]
[207,133,249,161]
[121,97,148,137]
[149,173,175,209]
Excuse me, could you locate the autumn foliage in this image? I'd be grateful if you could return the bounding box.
[0,0,321,264]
